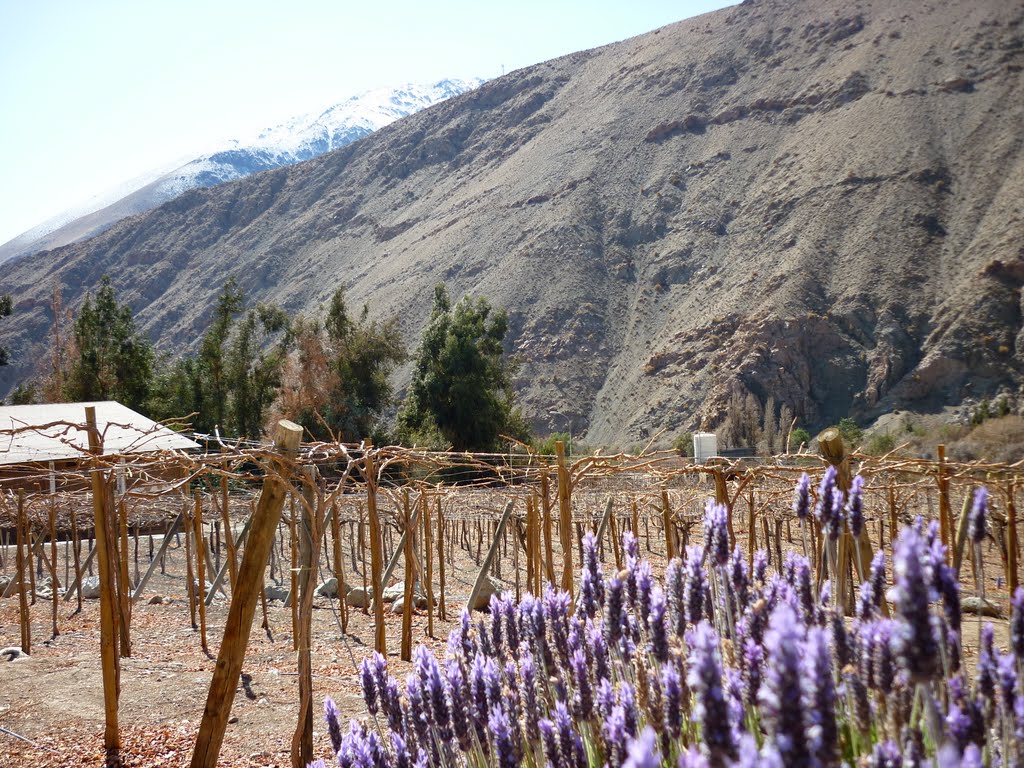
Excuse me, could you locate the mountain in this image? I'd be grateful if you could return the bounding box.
[0,79,482,265]
[2,0,1022,448]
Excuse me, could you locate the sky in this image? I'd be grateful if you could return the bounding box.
[0,0,733,246]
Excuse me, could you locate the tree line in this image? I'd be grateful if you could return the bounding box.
[6,278,529,452]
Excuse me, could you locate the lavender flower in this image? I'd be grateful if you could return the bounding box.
[814,466,838,529]
[794,473,811,521]
[359,657,378,716]
[705,500,731,567]
[848,474,865,538]
[606,574,626,647]
[803,627,838,767]
[648,585,669,664]
[637,560,655,625]
[553,701,586,768]
[489,703,517,768]
[622,727,661,768]
[580,531,605,617]
[760,603,810,765]
[968,487,988,545]
[683,544,708,626]
[518,651,540,743]
[603,705,629,768]
[666,557,686,637]
[324,696,343,753]
[890,527,939,682]
[687,621,737,764]
[662,662,684,740]
[1011,586,1024,661]
[570,648,593,721]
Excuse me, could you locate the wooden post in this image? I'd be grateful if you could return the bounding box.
[291,465,321,768]
[17,490,30,654]
[555,442,573,594]
[70,507,82,613]
[436,496,446,621]
[422,494,435,638]
[541,473,555,586]
[747,489,757,565]
[364,444,387,657]
[86,406,120,760]
[219,469,238,591]
[937,445,951,565]
[117,500,132,657]
[466,501,515,612]
[609,510,623,570]
[191,420,302,768]
[1009,480,1019,594]
[289,496,299,650]
[48,501,59,638]
[888,479,898,541]
[184,502,198,630]
[401,490,415,661]
[660,487,675,560]
[331,500,347,633]
[194,491,208,652]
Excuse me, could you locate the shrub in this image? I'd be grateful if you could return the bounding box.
[789,427,811,450]
[865,431,896,456]
[837,416,863,445]
[672,431,694,457]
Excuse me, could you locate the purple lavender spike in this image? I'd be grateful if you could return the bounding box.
[607,574,626,646]
[619,682,639,738]
[814,466,837,530]
[1011,586,1024,662]
[759,603,810,766]
[489,594,504,656]
[802,627,838,767]
[490,703,517,768]
[794,473,811,521]
[622,726,661,768]
[444,659,472,750]
[503,596,519,656]
[637,560,655,625]
[580,531,605,617]
[602,704,629,768]
[828,486,846,541]
[683,544,707,626]
[976,623,996,715]
[323,696,343,753]
[570,647,593,721]
[730,545,750,610]
[704,500,731,567]
[591,622,609,683]
[968,487,988,545]
[687,621,737,764]
[538,718,562,768]
[753,549,769,586]
[890,527,940,683]
[544,585,573,667]
[866,741,902,768]
[554,700,586,768]
[662,662,684,740]
[666,557,686,637]
[518,650,540,743]
[848,474,865,538]
[359,657,378,716]
[648,585,669,664]
[381,676,403,734]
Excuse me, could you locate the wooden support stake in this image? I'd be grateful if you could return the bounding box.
[747,489,757,565]
[184,504,198,630]
[289,496,299,649]
[660,487,675,560]
[938,445,951,565]
[86,406,120,759]
[401,490,415,662]
[48,501,58,638]
[541,474,555,586]
[117,500,132,657]
[466,501,515,613]
[194,491,208,652]
[219,470,238,591]
[291,465,321,768]
[422,494,435,638]
[436,497,446,621]
[70,507,82,613]
[331,500,347,633]
[609,510,623,570]
[364,445,387,657]
[191,420,302,768]
[1009,480,1019,594]
[555,442,573,594]
[17,490,30,654]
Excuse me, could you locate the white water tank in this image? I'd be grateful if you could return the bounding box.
[693,432,718,462]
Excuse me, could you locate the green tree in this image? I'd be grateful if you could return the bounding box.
[0,294,11,367]
[148,278,292,439]
[790,427,812,450]
[65,277,154,411]
[278,289,405,442]
[837,417,864,446]
[397,284,528,452]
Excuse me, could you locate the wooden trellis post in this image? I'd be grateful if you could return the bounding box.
[291,464,322,768]
[364,444,387,657]
[17,489,30,655]
[191,420,302,768]
[555,442,573,594]
[466,501,515,613]
[86,406,121,761]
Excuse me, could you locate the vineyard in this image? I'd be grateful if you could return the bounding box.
[1,416,1023,766]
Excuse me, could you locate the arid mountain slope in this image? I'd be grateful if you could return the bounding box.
[2,0,1023,447]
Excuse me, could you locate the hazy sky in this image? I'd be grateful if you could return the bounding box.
[0,0,733,245]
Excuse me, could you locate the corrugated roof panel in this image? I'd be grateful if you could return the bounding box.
[0,401,199,465]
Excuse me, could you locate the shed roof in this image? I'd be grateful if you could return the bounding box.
[0,401,199,466]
